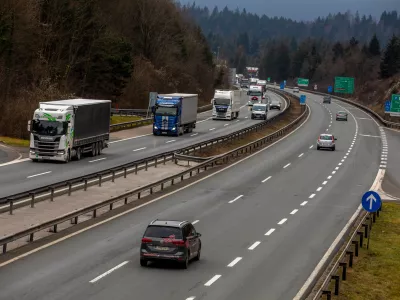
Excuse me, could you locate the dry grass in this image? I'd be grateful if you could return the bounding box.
[110,115,142,124]
[338,203,400,300]
[192,99,303,157]
[0,136,30,147]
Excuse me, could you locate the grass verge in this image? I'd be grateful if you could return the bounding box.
[0,136,30,148]
[110,115,142,124]
[191,99,302,157]
[338,202,400,300]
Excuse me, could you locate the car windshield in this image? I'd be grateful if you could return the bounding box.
[214,98,230,105]
[31,120,68,136]
[249,91,262,96]
[155,106,177,116]
[252,105,265,111]
[338,112,346,115]
[319,135,333,140]
[144,226,183,239]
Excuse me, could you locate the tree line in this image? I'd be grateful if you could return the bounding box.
[0,0,217,138]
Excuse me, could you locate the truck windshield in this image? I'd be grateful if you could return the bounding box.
[214,98,230,105]
[31,120,67,136]
[252,106,265,111]
[249,91,262,96]
[155,106,177,116]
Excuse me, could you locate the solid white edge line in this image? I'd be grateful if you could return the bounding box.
[89,261,129,283]
[0,98,311,268]
[277,218,287,225]
[265,228,276,236]
[294,94,374,300]
[27,171,52,179]
[204,275,222,286]
[248,241,261,250]
[227,257,242,267]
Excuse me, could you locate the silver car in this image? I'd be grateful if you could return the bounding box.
[270,99,281,110]
[316,133,337,151]
[323,96,331,103]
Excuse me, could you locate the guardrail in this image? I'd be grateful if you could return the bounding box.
[272,84,400,130]
[109,104,213,132]
[0,91,309,254]
[313,207,382,299]
[0,99,282,208]
[111,108,148,116]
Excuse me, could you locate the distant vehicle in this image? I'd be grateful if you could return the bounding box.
[257,80,267,93]
[293,87,300,93]
[153,93,198,136]
[247,85,263,106]
[269,99,282,110]
[140,220,202,269]
[251,103,268,120]
[212,89,241,120]
[316,133,337,151]
[28,99,111,163]
[250,78,258,84]
[336,111,348,121]
[323,95,331,104]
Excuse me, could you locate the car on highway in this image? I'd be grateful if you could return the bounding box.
[269,99,281,110]
[336,111,348,121]
[293,87,299,93]
[251,103,268,120]
[323,95,331,103]
[140,219,201,269]
[316,133,337,151]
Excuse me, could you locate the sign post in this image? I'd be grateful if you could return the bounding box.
[146,92,158,118]
[297,78,309,87]
[389,94,400,116]
[334,77,355,94]
[361,190,382,249]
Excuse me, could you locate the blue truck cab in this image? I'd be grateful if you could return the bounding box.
[152,93,198,136]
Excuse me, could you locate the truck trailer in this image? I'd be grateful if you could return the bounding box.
[212,90,241,120]
[28,99,111,163]
[152,93,198,136]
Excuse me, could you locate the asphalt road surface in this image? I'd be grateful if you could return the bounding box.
[0,91,383,300]
[380,127,400,197]
[0,91,285,198]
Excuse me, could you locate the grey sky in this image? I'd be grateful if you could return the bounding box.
[182,0,399,21]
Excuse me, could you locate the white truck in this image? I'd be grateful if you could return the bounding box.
[28,99,111,162]
[257,80,267,93]
[247,85,263,106]
[212,90,241,120]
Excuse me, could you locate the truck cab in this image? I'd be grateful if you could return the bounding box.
[212,90,240,120]
[247,85,263,106]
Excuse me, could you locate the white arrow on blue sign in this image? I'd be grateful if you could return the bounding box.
[384,100,391,112]
[361,191,381,212]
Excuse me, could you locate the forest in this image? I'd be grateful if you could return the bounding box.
[0,0,216,138]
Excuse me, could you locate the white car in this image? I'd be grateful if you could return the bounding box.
[293,87,299,93]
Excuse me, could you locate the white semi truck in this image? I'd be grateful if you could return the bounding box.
[28,99,111,162]
[212,90,241,120]
[247,85,263,106]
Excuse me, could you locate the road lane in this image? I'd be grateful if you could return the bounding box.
[0,92,284,198]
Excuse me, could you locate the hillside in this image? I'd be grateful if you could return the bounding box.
[0,0,216,138]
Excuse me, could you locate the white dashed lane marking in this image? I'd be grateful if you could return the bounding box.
[248,241,261,250]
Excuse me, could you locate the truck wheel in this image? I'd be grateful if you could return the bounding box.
[64,150,71,163]
[236,112,239,118]
[97,142,102,155]
[91,143,96,156]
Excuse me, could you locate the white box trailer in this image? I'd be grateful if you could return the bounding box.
[212,89,241,120]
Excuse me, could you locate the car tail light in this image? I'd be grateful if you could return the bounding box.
[141,238,152,243]
[172,239,185,246]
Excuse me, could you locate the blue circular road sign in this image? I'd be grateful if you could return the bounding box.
[361,191,381,212]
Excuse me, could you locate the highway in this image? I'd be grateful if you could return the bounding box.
[0,91,383,300]
[381,127,400,197]
[0,91,285,199]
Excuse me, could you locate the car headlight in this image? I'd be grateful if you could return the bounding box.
[172,127,176,131]
[154,125,158,129]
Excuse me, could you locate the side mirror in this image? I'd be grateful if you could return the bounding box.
[27,120,31,132]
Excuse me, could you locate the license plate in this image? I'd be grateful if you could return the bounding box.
[155,246,169,251]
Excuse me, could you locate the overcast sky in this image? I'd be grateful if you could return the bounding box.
[182,0,399,21]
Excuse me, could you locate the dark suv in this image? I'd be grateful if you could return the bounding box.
[140,220,201,269]
[323,95,331,103]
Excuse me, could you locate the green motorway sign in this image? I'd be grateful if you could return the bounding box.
[390,94,400,114]
[297,78,309,87]
[334,77,354,94]
[267,77,271,82]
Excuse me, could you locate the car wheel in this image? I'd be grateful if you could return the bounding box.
[194,245,201,261]
[181,255,189,269]
[140,259,147,267]
[316,146,320,150]
[332,146,336,151]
